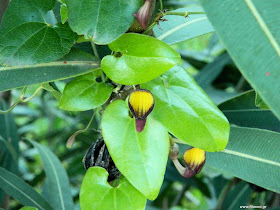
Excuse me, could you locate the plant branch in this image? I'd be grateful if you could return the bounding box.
[143,11,205,34]
[159,0,163,11]
[66,109,98,148]
[22,86,43,102]
[0,87,27,114]
[91,40,100,60]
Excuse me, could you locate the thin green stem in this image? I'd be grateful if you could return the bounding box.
[159,0,163,11]
[143,11,205,34]
[66,109,98,148]
[101,73,106,83]
[91,40,100,60]
[113,84,122,93]
[143,22,156,34]
[0,87,27,114]
[22,86,43,102]
[167,11,204,17]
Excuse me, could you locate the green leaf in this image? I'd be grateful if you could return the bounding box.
[101,33,181,85]
[154,7,214,45]
[0,167,53,210]
[200,0,280,120]
[255,92,269,109]
[20,207,38,210]
[66,0,141,44]
[223,110,280,133]
[59,73,113,111]
[0,136,17,165]
[101,100,169,200]
[60,4,68,24]
[0,0,77,66]
[218,90,257,110]
[42,83,62,101]
[220,182,252,210]
[206,126,280,193]
[218,90,280,132]
[0,100,20,203]
[29,140,74,210]
[195,53,231,89]
[142,65,229,152]
[80,167,146,210]
[0,49,100,92]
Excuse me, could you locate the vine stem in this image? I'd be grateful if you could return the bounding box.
[66,109,98,148]
[91,40,100,60]
[0,87,27,114]
[143,11,205,34]
[22,86,43,102]
[159,0,163,11]
[0,85,45,114]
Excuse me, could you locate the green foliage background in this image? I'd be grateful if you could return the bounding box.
[0,0,280,209]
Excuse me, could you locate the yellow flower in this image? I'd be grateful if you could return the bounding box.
[128,89,154,132]
[183,148,206,178]
[169,144,206,178]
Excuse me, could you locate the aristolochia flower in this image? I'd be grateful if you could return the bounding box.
[169,144,206,178]
[128,89,154,132]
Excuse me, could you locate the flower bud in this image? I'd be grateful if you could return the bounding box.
[170,147,206,178]
[133,0,152,30]
[128,89,154,133]
[183,148,206,178]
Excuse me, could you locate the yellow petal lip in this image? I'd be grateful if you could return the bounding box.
[128,89,155,119]
[183,147,206,176]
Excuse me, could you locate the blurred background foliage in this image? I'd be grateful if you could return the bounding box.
[1,0,280,209]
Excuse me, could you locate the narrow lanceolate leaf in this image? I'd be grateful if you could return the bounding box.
[0,49,100,92]
[218,90,257,110]
[0,167,53,210]
[29,140,74,210]
[221,182,252,210]
[0,0,77,66]
[218,90,280,132]
[195,53,231,89]
[206,126,280,193]
[66,0,141,44]
[102,33,181,85]
[0,100,20,202]
[80,167,146,210]
[59,72,113,111]
[200,0,280,120]
[255,92,269,109]
[101,100,169,200]
[154,7,214,45]
[142,65,229,152]
[223,109,280,133]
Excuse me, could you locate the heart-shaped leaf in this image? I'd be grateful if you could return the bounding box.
[59,72,113,111]
[101,33,181,85]
[101,100,169,200]
[66,0,141,44]
[80,167,146,210]
[142,65,229,152]
[0,0,77,66]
